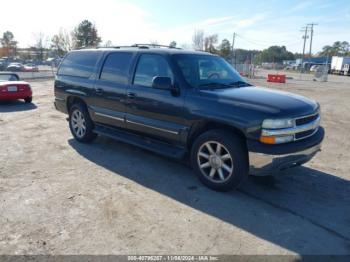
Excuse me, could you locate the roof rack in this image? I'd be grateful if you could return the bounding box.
[132,44,182,50]
[96,44,182,50]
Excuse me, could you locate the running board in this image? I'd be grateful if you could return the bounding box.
[93,124,186,159]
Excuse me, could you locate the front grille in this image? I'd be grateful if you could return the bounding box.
[295,128,318,140]
[296,113,319,126]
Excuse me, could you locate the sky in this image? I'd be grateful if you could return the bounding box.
[0,0,349,53]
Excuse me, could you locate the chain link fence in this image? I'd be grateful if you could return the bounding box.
[232,63,256,78]
[313,65,329,82]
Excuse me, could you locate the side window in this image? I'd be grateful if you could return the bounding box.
[58,51,100,78]
[133,54,173,87]
[100,52,133,84]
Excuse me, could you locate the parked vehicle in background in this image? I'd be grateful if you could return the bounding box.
[285,64,298,70]
[331,56,350,76]
[54,45,324,191]
[6,63,25,72]
[0,73,33,103]
[24,64,39,72]
[310,65,320,72]
[0,59,7,71]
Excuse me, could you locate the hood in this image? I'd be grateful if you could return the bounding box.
[199,86,318,118]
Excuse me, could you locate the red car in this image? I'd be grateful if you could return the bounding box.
[0,73,32,103]
[24,64,39,72]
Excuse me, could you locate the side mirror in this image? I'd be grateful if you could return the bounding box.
[152,76,172,90]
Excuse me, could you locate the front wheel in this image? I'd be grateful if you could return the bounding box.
[69,103,97,143]
[191,130,248,191]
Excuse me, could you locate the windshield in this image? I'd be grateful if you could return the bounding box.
[0,73,19,82]
[173,54,249,88]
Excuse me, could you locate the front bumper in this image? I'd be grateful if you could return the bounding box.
[248,127,324,176]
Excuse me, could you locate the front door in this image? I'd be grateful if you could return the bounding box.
[125,53,186,143]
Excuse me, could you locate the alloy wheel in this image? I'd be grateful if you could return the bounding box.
[197,141,234,183]
[71,109,86,138]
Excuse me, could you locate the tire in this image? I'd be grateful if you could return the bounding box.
[69,103,97,143]
[24,97,32,103]
[191,129,248,192]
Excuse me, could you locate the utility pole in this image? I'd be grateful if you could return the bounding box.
[232,32,236,68]
[300,26,309,74]
[308,23,318,57]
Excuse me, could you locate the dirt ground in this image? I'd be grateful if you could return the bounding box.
[1,72,350,255]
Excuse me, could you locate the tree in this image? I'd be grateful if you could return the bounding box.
[192,30,204,51]
[204,34,218,54]
[319,41,350,56]
[149,40,159,46]
[33,32,49,61]
[231,49,261,64]
[294,52,303,59]
[219,39,231,60]
[51,29,73,56]
[169,41,177,48]
[73,20,101,48]
[254,46,294,63]
[104,40,113,47]
[1,31,17,56]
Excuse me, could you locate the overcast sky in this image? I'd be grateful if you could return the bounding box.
[0,0,349,53]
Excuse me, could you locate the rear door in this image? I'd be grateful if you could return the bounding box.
[91,52,134,128]
[125,53,186,143]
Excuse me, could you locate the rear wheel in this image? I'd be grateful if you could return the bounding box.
[24,97,32,103]
[191,129,248,191]
[69,103,97,143]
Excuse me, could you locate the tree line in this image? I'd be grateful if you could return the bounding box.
[191,30,294,64]
[0,20,102,60]
[1,20,349,63]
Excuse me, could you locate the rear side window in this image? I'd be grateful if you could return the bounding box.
[58,51,100,78]
[100,52,133,84]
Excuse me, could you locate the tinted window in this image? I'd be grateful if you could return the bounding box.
[58,51,100,78]
[134,54,173,87]
[100,52,133,84]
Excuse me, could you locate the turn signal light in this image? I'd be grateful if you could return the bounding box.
[260,136,276,144]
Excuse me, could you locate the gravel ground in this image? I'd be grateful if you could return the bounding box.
[0,73,350,255]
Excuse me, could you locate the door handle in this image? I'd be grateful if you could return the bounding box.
[127,92,136,99]
[95,88,103,94]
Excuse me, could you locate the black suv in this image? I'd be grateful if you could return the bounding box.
[54,45,324,191]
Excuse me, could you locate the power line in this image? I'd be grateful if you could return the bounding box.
[235,34,305,48]
[235,34,271,47]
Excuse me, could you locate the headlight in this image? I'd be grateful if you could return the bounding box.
[262,118,294,129]
[260,118,295,144]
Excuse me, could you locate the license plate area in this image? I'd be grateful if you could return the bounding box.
[7,86,18,92]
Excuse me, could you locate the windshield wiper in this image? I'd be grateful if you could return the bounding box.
[228,81,252,87]
[199,81,251,89]
[198,82,236,89]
